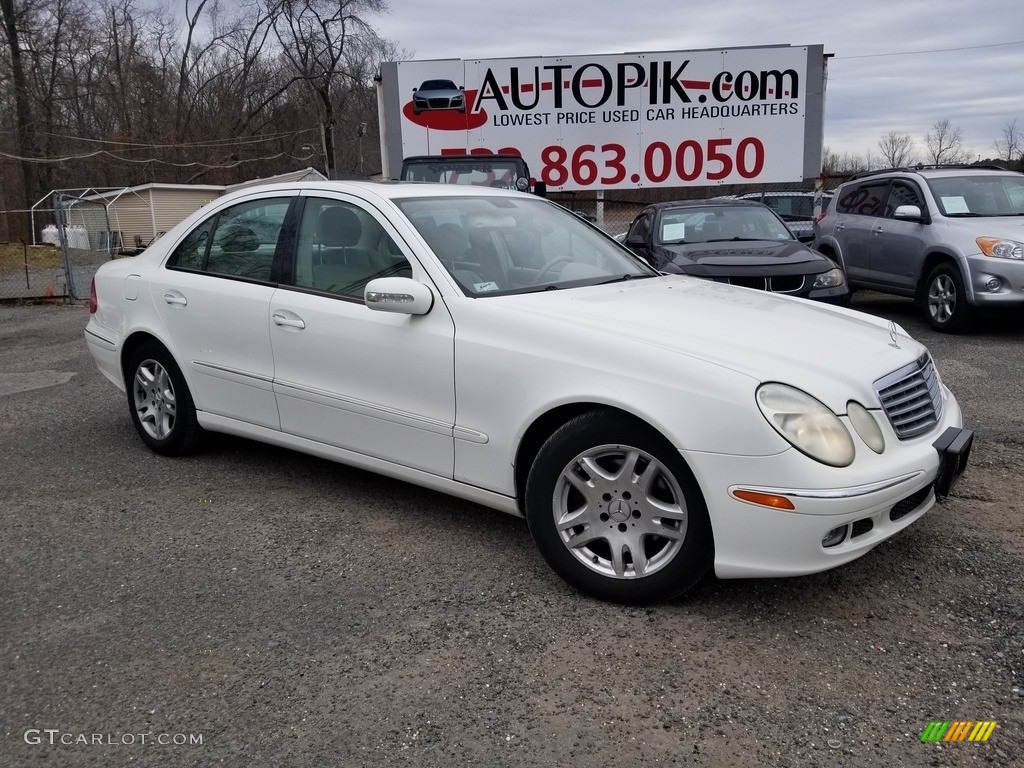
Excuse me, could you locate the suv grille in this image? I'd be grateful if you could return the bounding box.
[875,355,942,439]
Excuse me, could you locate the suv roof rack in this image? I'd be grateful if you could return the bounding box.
[847,163,1011,181]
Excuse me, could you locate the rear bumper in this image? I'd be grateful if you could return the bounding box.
[84,319,125,393]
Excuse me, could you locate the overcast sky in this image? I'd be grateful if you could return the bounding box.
[371,0,1024,161]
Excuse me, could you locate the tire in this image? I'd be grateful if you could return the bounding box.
[126,342,204,456]
[525,410,713,604]
[924,263,974,333]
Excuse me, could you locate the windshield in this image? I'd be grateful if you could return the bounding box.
[396,196,657,296]
[927,174,1024,217]
[656,204,794,245]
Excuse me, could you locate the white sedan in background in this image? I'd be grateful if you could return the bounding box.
[85,181,973,603]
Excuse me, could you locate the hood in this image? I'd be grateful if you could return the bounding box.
[498,275,925,408]
[938,215,1024,238]
[657,239,829,270]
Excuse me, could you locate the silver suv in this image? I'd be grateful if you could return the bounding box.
[813,166,1024,332]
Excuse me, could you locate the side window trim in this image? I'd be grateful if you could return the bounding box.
[837,180,890,218]
[164,193,296,285]
[283,192,415,301]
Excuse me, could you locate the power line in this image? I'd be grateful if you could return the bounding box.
[836,40,1024,60]
[0,148,315,168]
[30,126,320,150]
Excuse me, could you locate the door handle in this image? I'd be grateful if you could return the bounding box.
[163,291,187,306]
[272,311,305,330]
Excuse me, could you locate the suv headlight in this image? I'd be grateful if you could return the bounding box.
[757,383,855,467]
[811,267,845,289]
[977,237,1024,260]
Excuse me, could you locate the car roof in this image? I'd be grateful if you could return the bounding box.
[211,179,538,206]
[643,198,773,213]
[734,190,833,198]
[842,165,1022,183]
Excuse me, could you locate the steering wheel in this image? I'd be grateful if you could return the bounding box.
[534,256,573,284]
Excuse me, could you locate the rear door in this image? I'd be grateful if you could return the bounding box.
[831,179,890,284]
[151,193,293,429]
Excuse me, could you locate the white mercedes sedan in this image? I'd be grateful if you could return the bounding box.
[85,181,974,603]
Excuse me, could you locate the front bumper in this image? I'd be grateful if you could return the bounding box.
[683,401,971,579]
[967,253,1024,308]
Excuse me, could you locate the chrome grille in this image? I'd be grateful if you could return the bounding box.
[723,275,805,293]
[768,275,804,293]
[875,355,942,439]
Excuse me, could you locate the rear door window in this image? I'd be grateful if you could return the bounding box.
[836,181,889,217]
[166,197,291,282]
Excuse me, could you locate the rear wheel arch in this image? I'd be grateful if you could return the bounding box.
[124,338,205,455]
[120,331,166,387]
[815,241,845,272]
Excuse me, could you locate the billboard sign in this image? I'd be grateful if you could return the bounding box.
[378,45,826,192]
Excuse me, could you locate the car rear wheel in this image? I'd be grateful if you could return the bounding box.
[924,263,974,333]
[525,410,713,604]
[127,342,204,456]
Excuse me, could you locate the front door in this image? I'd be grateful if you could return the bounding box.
[269,194,457,477]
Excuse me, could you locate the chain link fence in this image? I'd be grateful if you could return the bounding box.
[1,189,121,302]
[54,191,116,301]
[0,205,66,302]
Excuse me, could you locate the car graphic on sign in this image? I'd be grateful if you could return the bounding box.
[412,79,466,115]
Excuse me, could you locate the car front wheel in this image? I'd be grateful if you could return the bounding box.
[924,263,974,333]
[525,410,713,603]
[127,342,204,456]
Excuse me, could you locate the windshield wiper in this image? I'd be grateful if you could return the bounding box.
[597,273,649,285]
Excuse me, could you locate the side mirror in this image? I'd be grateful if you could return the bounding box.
[365,277,434,315]
[893,204,925,222]
[625,234,646,248]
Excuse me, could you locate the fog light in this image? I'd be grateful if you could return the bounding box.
[822,524,848,548]
[985,277,1001,291]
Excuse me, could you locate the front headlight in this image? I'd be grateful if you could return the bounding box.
[811,267,846,289]
[756,383,855,467]
[977,236,1024,260]
[847,401,885,453]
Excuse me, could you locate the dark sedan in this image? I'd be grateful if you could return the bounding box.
[623,199,848,303]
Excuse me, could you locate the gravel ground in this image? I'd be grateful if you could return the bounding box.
[1,296,1022,767]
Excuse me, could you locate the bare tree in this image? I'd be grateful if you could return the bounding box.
[877,131,916,168]
[821,147,874,177]
[924,119,969,165]
[0,0,44,237]
[993,119,1023,167]
[266,0,386,179]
